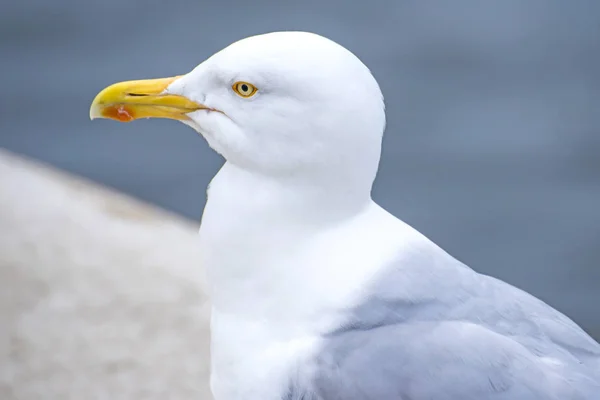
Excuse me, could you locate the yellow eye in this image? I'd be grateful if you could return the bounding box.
[232,81,258,98]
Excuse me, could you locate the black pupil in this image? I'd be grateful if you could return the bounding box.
[241,84,249,92]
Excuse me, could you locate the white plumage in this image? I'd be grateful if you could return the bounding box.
[93,31,600,399]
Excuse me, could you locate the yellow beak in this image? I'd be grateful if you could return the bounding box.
[89,76,205,122]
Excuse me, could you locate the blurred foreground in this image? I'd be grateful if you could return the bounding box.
[0,150,212,400]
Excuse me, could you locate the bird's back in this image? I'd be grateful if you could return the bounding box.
[301,214,600,399]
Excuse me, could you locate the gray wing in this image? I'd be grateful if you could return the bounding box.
[290,244,600,399]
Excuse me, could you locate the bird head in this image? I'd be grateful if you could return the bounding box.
[90,31,385,191]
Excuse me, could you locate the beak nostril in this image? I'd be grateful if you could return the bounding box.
[126,93,149,97]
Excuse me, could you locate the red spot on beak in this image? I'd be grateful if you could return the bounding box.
[102,105,135,122]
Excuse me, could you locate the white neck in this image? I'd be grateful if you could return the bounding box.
[198,162,391,321]
[201,162,409,400]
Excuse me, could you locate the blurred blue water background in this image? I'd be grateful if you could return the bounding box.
[1,0,599,335]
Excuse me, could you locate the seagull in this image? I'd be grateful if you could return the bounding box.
[90,31,600,400]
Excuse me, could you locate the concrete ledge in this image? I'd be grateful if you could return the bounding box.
[0,150,212,399]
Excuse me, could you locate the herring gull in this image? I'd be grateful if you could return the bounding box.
[90,31,600,399]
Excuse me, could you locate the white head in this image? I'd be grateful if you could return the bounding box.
[91,31,385,201]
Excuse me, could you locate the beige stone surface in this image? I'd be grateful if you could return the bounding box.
[0,149,212,399]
